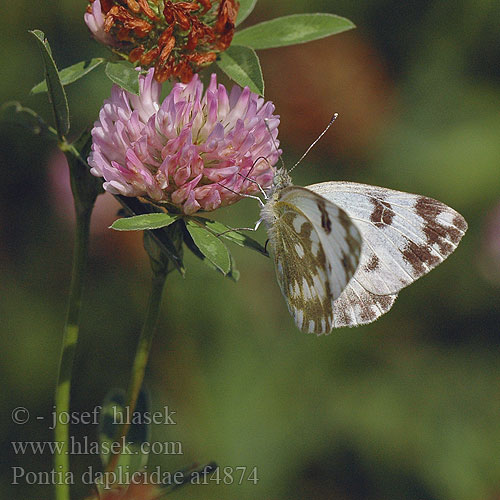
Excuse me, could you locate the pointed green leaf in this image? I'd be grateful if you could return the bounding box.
[183,225,237,280]
[185,220,231,275]
[232,13,355,49]
[64,127,102,211]
[72,127,94,163]
[227,253,240,282]
[115,196,185,275]
[192,217,268,256]
[60,129,104,202]
[236,0,257,26]
[217,45,264,95]
[65,155,101,212]
[62,127,104,210]
[143,226,183,276]
[31,58,105,94]
[98,389,151,473]
[105,61,140,95]
[111,213,179,231]
[0,101,58,140]
[29,30,70,138]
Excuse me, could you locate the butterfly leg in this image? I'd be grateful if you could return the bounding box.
[217,182,265,207]
[216,218,263,237]
[237,172,269,200]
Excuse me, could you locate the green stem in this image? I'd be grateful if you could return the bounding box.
[54,206,92,500]
[126,271,166,426]
[107,270,167,473]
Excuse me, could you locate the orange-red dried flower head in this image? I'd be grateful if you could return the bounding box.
[85,0,239,82]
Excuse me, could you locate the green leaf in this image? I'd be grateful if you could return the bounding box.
[72,127,94,164]
[184,228,240,282]
[217,45,264,95]
[31,58,105,94]
[143,219,184,276]
[105,61,140,95]
[143,231,169,276]
[192,217,268,256]
[232,13,355,49]
[150,219,185,276]
[236,0,257,26]
[115,196,185,275]
[0,101,58,140]
[185,220,231,275]
[227,253,240,282]
[63,127,103,210]
[98,389,151,473]
[111,213,179,231]
[29,30,70,138]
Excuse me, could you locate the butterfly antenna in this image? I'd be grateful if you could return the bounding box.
[264,118,285,170]
[288,113,339,173]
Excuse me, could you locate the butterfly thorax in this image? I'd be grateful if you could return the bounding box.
[261,168,293,229]
[267,167,293,196]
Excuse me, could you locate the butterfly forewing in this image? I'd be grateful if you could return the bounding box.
[307,181,467,327]
[264,186,362,334]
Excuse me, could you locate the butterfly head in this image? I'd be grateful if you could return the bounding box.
[268,167,293,196]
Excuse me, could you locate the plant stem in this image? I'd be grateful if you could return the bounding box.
[106,270,167,473]
[125,272,166,428]
[54,206,92,500]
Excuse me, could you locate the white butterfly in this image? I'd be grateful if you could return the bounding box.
[259,167,467,334]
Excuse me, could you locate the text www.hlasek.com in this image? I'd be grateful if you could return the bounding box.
[11,436,183,456]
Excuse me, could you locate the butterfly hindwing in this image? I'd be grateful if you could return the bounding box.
[332,281,397,328]
[263,186,362,334]
[307,181,467,327]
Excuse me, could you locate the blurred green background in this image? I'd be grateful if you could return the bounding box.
[1,1,500,499]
